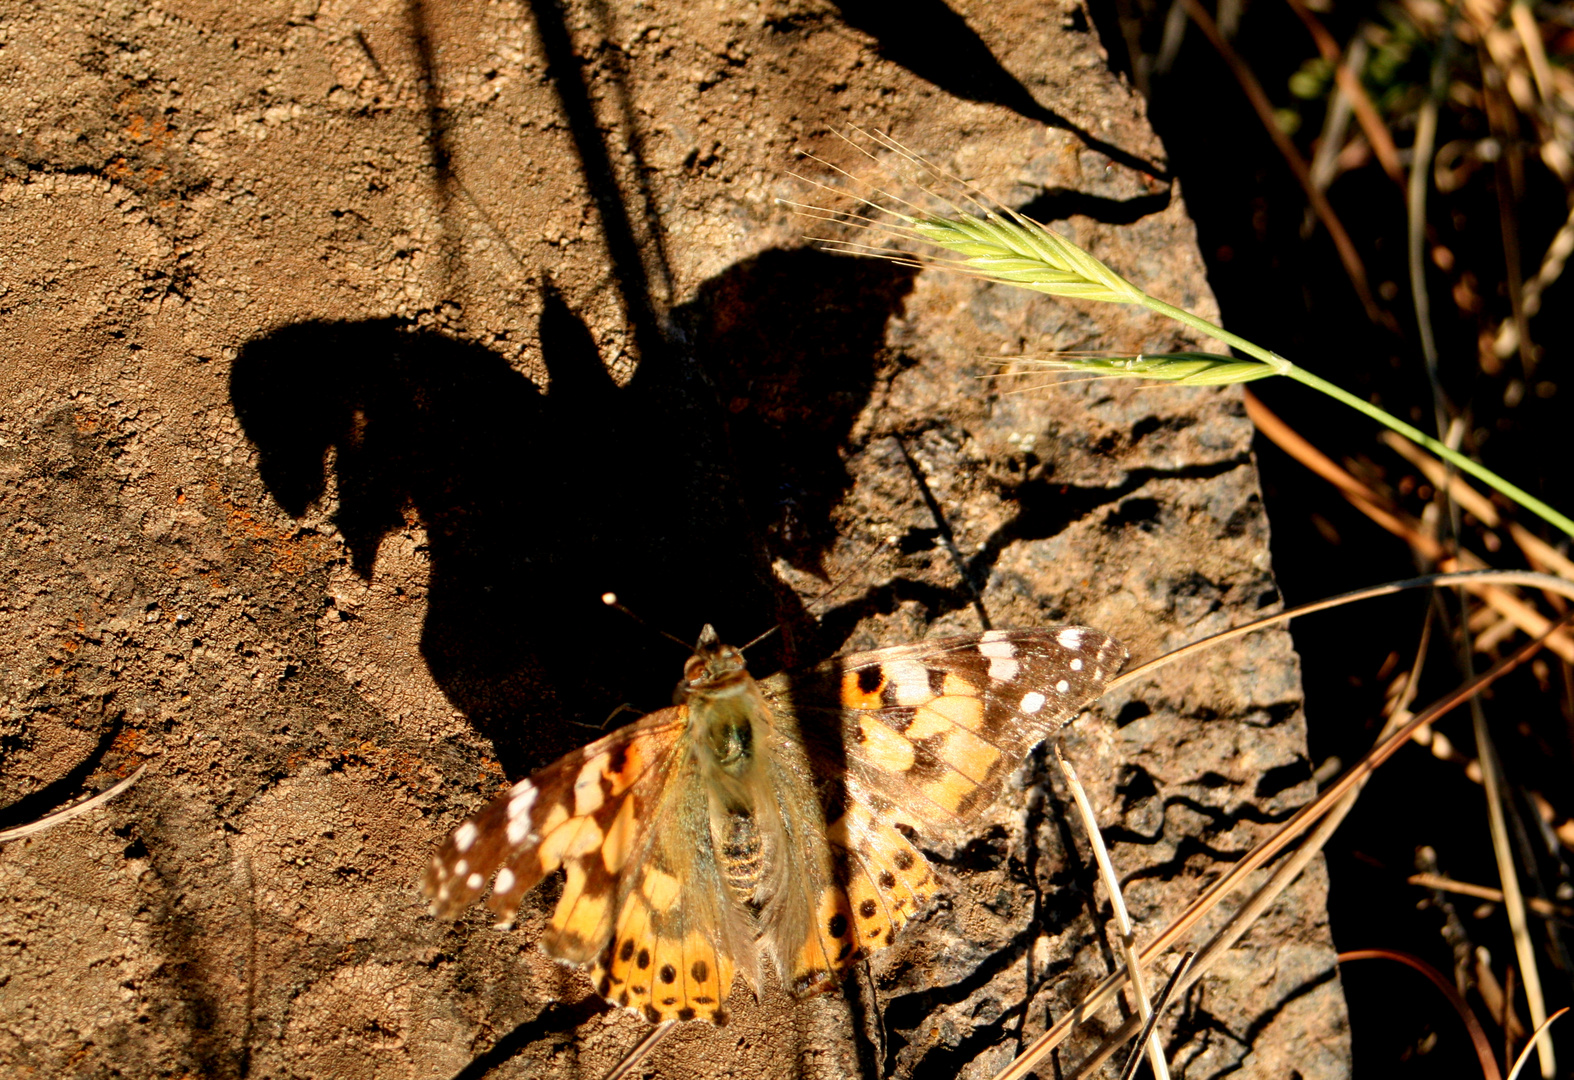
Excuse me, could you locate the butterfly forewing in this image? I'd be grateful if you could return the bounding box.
[423,710,686,928]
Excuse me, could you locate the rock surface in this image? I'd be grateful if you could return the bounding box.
[0,0,1349,1076]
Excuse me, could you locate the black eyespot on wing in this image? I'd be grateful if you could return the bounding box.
[677,1007,695,1021]
[637,948,650,969]
[836,941,854,961]
[644,1004,661,1023]
[894,850,915,871]
[859,899,877,918]
[857,666,883,694]
[828,913,848,939]
[691,960,709,983]
[879,871,896,889]
[660,963,677,984]
[619,939,635,962]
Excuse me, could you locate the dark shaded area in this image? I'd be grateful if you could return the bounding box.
[672,248,916,579]
[1017,186,1172,226]
[229,311,766,772]
[446,998,609,1080]
[230,249,913,772]
[1087,0,1574,1072]
[829,0,1167,179]
[0,712,123,831]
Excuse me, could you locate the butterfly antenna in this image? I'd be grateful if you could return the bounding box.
[739,624,781,654]
[601,592,692,652]
[802,534,901,619]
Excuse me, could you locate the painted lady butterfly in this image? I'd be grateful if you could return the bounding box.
[423,625,1127,1025]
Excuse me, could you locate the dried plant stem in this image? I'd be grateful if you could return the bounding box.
[995,608,1574,1080]
[0,762,149,845]
[1473,707,1557,1077]
[1054,746,1170,1080]
[1338,950,1503,1080]
[1406,873,1574,918]
[602,1019,675,1080]
[1179,0,1383,323]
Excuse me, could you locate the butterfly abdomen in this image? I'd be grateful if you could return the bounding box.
[718,808,764,902]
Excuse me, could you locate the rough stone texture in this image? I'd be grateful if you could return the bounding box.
[0,1,1349,1077]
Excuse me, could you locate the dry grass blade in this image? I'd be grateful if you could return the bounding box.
[1472,700,1557,1077]
[1407,873,1574,919]
[0,762,149,845]
[992,594,1574,1080]
[1337,950,1503,1080]
[1055,747,1169,1079]
[601,1019,675,1080]
[1508,1010,1572,1080]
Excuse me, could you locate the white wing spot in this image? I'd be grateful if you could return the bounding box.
[979,639,1019,682]
[1070,657,1084,671]
[506,816,531,846]
[1055,680,1071,694]
[508,782,538,822]
[466,872,483,890]
[1057,628,1084,649]
[988,655,1020,682]
[886,660,932,705]
[454,821,479,853]
[494,867,516,894]
[980,629,1013,642]
[453,859,469,877]
[1020,691,1046,714]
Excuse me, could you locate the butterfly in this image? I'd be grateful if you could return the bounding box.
[423,624,1127,1025]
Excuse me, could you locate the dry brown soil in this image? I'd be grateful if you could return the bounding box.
[0,1,1350,1076]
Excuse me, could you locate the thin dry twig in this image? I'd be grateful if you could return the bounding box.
[1054,747,1169,1079]
[994,593,1574,1079]
[0,762,149,845]
[1282,0,1404,184]
[1509,1010,1572,1080]
[1409,872,1574,919]
[1339,950,1503,1080]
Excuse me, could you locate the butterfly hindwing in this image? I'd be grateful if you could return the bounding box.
[589,746,757,1024]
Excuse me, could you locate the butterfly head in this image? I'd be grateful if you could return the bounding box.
[680,624,750,694]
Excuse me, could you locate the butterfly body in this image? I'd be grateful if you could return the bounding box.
[424,625,1126,1025]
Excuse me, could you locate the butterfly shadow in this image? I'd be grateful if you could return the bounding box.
[228,249,913,776]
